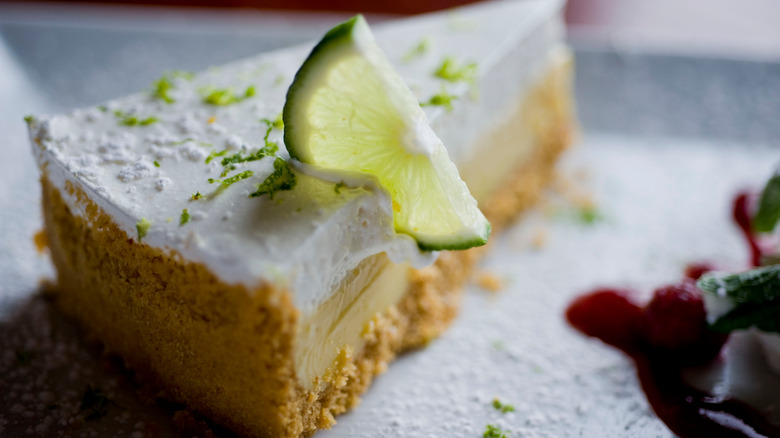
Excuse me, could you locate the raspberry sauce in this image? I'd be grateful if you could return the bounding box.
[566,289,780,437]
[733,191,763,268]
[565,188,780,436]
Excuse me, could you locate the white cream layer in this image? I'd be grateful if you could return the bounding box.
[30,0,565,315]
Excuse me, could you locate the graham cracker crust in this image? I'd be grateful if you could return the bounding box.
[38,52,575,438]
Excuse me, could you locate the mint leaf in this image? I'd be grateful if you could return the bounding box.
[697,265,780,304]
[753,174,780,233]
[709,300,780,333]
[250,157,296,199]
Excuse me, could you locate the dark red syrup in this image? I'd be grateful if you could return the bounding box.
[733,192,763,268]
[565,192,780,437]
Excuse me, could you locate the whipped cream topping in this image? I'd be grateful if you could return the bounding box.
[29,0,564,314]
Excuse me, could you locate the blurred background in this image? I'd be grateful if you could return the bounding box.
[1,0,778,139]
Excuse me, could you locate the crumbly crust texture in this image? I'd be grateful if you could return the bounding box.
[39,55,575,438]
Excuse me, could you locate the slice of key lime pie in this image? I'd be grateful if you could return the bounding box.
[28,1,575,437]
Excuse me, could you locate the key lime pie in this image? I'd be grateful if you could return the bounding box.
[27,1,575,436]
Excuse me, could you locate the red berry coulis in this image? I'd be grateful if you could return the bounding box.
[733,192,763,268]
[565,193,780,437]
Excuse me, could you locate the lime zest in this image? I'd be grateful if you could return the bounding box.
[434,56,477,83]
[420,87,458,111]
[491,398,515,413]
[483,424,509,438]
[201,85,256,106]
[136,218,151,240]
[205,149,229,164]
[402,37,431,62]
[150,71,193,103]
[261,112,284,130]
[209,170,254,188]
[249,157,296,199]
[114,110,158,127]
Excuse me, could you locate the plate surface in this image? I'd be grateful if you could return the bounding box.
[1,6,779,437]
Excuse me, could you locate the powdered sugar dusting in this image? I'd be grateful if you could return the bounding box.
[2,134,779,436]
[318,134,777,438]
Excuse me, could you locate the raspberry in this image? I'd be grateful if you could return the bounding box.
[683,262,716,281]
[641,280,727,363]
[566,289,643,352]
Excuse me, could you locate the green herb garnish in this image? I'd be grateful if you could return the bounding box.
[698,265,780,333]
[402,37,431,62]
[753,174,780,233]
[180,209,190,226]
[708,300,780,333]
[136,218,151,240]
[484,424,509,438]
[24,115,35,125]
[698,265,780,304]
[434,56,477,83]
[492,399,515,413]
[153,160,160,168]
[250,157,296,199]
[79,385,112,421]
[421,89,457,111]
[191,191,204,201]
[201,85,256,106]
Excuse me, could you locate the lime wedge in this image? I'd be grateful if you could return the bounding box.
[283,15,490,251]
